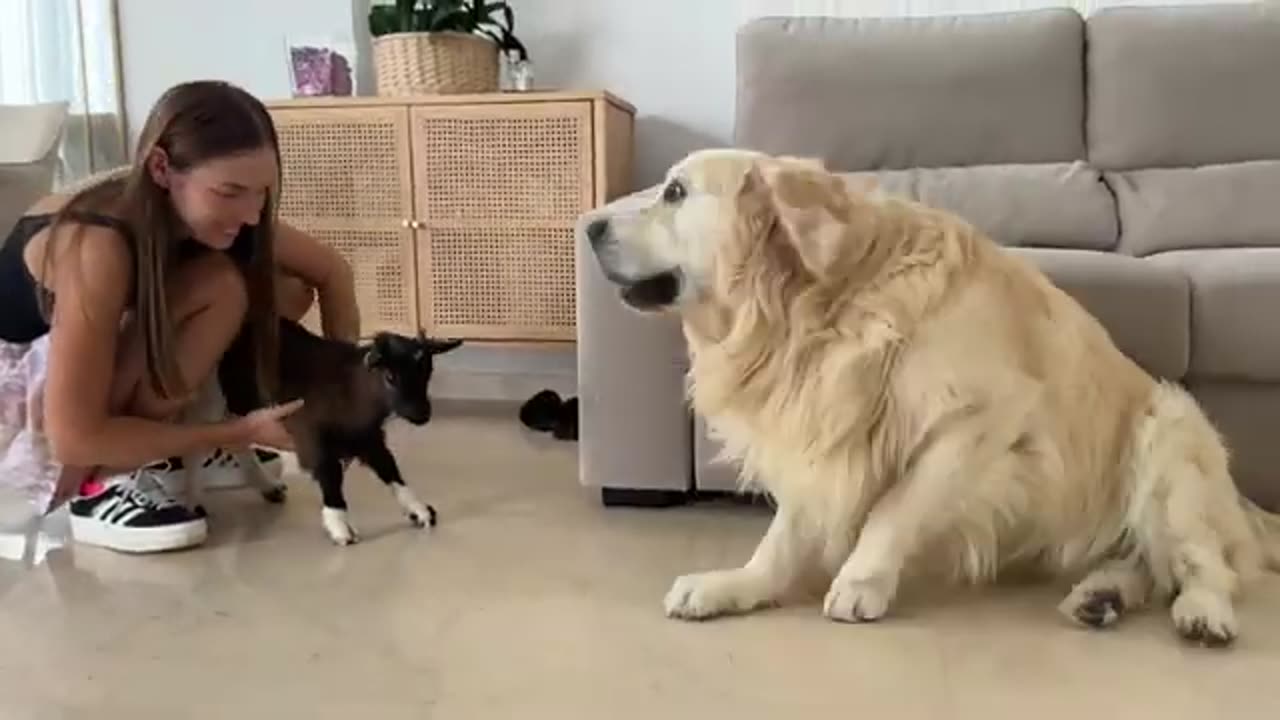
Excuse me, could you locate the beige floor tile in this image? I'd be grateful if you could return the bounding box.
[2,402,1278,718]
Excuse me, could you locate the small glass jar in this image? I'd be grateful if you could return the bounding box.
[509,58,535,92]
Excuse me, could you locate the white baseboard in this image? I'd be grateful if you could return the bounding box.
[430,344,578,403]
[431,368,577,403]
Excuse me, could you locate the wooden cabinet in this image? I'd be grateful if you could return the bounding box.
[265,91,635,342]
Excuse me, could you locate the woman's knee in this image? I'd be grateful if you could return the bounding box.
[170,251,249,321]
[276,272,316,321]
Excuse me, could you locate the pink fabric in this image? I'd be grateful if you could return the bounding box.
[0,336,62,522]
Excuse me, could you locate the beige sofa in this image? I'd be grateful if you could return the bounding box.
[575,4,1280,511]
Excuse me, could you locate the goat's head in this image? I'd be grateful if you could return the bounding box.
[364,331,463,425]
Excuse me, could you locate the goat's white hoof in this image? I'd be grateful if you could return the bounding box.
[393,485,436,529]
[322,508,359,546]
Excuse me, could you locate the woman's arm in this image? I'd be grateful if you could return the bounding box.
[273,221,360,342]
[42,226,251,468]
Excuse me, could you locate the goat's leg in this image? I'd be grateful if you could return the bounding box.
[312,454,357,546]
[236,447,287,504]
[357,433,436,528]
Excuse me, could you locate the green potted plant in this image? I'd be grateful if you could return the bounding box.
[368,0,530,95]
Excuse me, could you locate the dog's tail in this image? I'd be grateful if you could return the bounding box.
[1242,497,1280,572]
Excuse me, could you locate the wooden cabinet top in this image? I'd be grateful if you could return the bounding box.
[265,90,635,115]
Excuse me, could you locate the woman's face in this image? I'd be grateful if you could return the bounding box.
[155,146,278,250]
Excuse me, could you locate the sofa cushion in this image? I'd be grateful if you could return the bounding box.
[736,9,1086,171]
[1146,249,1280,383]
[1007,248,1189,380]
[1189,381,1280,511]
[848,162,1116,250]
[1087,4,1280,169]
[1107,161,1280,256]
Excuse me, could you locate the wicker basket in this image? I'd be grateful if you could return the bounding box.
[372,31,499,96]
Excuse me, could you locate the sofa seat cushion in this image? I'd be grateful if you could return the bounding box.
[1147,249,1280,382]
[1108,160,1280,256]
[848,162,1116,250]
[1007,248,1189,380]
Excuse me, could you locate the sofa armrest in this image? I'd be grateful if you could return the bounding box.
[575,190,692,496]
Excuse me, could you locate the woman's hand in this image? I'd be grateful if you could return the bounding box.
[234,399,305,451]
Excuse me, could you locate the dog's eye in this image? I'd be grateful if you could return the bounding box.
[662,179,686,204]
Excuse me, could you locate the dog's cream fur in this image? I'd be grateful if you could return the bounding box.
[587,148,1280,645]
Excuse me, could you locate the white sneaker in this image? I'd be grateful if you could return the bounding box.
[197,448,284,489]
[149,448,285,503]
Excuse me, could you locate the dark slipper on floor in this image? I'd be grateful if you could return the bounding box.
[552,396,578,441]
[520,389,563,432]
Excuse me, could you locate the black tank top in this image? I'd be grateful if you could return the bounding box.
[0,212,255,343]
[0,211,133,343]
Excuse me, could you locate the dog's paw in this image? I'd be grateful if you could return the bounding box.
[1171,588,1237,648]
[392,485,436,529]
[261,484,287,504]
[823,575,894,623]
[663,570,768,621]
[1059,586,1126,629]
[321,508,360,547]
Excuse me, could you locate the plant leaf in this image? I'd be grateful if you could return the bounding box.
[476,23,527,61]
[369,5,395,36]
[430,8,473,31]
[396,0,416,32]
[485,2,515,33]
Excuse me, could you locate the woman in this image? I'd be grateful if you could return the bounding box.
[0,80,360,554]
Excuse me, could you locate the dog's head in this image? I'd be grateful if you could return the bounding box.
[365,332,463,425]
[585,148,872,322]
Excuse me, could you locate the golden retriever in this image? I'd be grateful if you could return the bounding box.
[584,148,1280,647]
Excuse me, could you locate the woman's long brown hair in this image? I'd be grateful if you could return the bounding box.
[44,80,281,404]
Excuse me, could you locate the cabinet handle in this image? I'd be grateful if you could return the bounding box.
[401,219,412,228]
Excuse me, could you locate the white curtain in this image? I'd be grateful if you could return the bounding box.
[739,0,1261,21]
[0,0,127,186]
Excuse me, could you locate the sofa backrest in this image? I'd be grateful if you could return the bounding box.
[1086,3,1280,256]
[735,9,1086,171]
[734,9,1118,251]
[1087,4,1280,171]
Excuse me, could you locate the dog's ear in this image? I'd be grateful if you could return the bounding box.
[425,337,463,355]
[744,157,856,280]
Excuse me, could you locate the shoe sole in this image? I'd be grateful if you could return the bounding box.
[69,514,208,554]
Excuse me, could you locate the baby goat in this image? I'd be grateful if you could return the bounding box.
[186,318,461,545]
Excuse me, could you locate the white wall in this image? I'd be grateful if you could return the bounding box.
[117,0,367,143]
[508,0,739,188]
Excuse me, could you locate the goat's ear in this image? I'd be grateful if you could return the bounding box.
[364,333,393,368]
[426,338,463,355]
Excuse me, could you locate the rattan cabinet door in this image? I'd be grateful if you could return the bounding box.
[410,100,594,341]
[270,105,419,338]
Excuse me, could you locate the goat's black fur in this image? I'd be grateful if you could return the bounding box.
[217,318,461,543]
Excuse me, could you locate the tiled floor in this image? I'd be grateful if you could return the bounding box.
[2,402,1279,719]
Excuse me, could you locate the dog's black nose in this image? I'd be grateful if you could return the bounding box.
[585,218,609,247]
